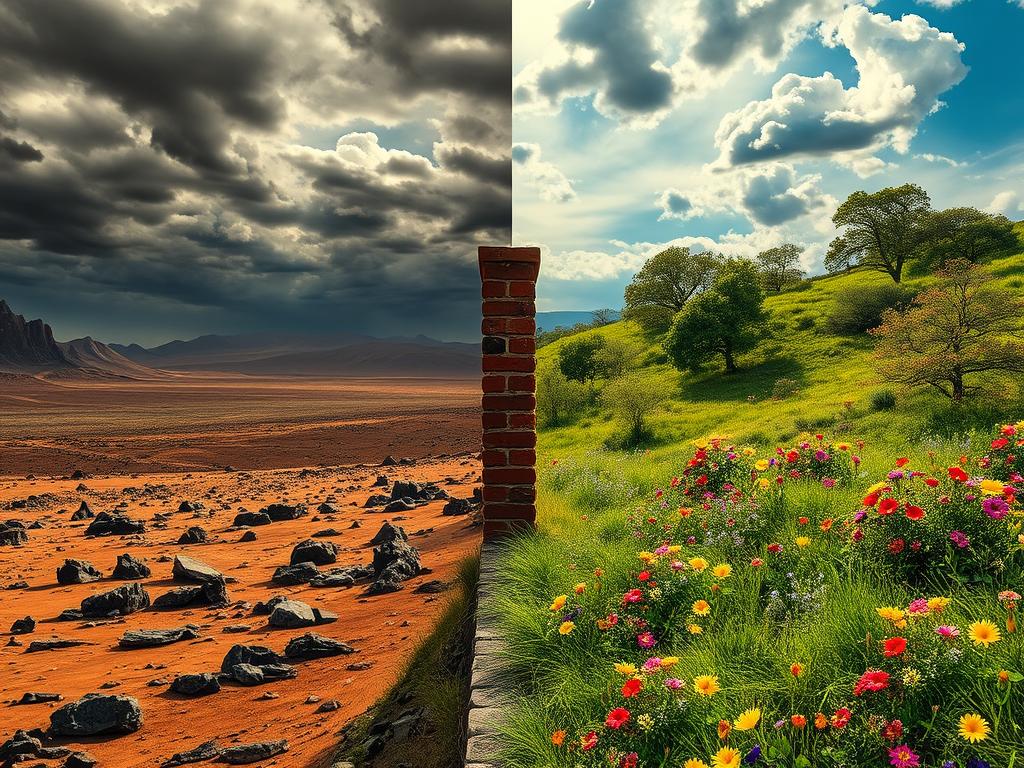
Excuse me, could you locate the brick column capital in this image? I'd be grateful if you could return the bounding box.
[478,246,540,539]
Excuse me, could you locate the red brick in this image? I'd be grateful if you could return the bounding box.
[482,486,509,502]
[508,486,537,504]
[508,449,536,465]
[482,356,535,373]
[508,280,536,298]
[482,300,535,318]
[480,449,508,467]
[483,466,537,485]
[483,431,537,449]
[478,246,541,264]
[481,280,507,298]
[480,262,540,281]
[482,394,536,411]
[506,318,536,335]
[482,503,537,520]
[481,317,507,335]
[482,412,507,430]
[508,413,536,430]
[508,337,536,354]
[507,375,536,392]
[481,375,506,393]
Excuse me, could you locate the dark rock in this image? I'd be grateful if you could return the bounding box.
[58,609,84,621]
[228,663,265,686]
[10,615,35,634]
[258,664,297,681]
[26,638,95,653]
[380,455,398,466]
[177,501,205,513]
[118,626,200,649]
[162,740,221,767]
[219,740,288,764]
[16,691,62,705]
[372,474,389,487]
[71,470,88,480]
[365,573,403,595]
[0,521,28,546]
[413,580,448,594]
[363,494,389,508]
[283,632,356,660]
[311,528,342,538]
[170,673,220,697]
[442,497,473,516]
[232,511,271,527]
[271,562,319,586]
[239,530,257,542]
[153,586,202,609]
[370,521,407,546]
[81,583,150,617]
[0,730,42,762]
[382,499,415,513]
[49,693,143,736]
[6,580,29,590]
[267,600,316,629]
[316,502,342,514]
[177,526,208,545]
[260,503,307,522]
[65,752,99,768]
[85,511,145,537]
[56,559,102,585]
[289,539,338,566]
[70,501,95,521]
[348,520,362,529]
[315,699,341,713]
[111,553,151,580]
[171,555,223,584]
[220,645,283,674]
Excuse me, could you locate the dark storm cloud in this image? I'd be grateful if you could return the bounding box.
[0,0,512,343]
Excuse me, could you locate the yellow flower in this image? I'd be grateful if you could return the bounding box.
[927,596,950,613]
[980,479,1005,496]
[638,551,658,564]
[688,623,703,635]
[690,557,709,572]
[837,442,850,451]
[742,447,756,457]
[692,599,711,616]
[758,478,771,490]
[661,656,680,669]
[958,713,990,743]
[876,606,905,624]
[637,713,654,731]
[614,662,637,676]
[668,544,682,553]
[795,536,810,547]
[969,620,1001,647]
[573,582,586,594]
[549,595,567,612]
[712,746,741,768]
[866,480,889,494]
[733,707,761,731]
[558,621,575,635]
[755,459,770,471]
[694,675,720,696]
[684,760,710,768]
[713,563,733,579]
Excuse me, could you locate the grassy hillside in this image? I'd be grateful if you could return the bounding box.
[537,250,1024,456]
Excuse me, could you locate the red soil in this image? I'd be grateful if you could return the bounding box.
[0,458,482,767]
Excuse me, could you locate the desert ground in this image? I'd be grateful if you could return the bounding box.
[0,375,483,767]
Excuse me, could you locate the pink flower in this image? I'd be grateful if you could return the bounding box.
[936,625,960,639]
[642,657,662,672]
[637,631,656,649]
[664,677,683,690]
[888,745,920,768]
[907,598,929,614]
[950,530,970,549]
[822,478,836,489]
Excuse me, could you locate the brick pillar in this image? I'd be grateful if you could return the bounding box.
[478,246,540,538]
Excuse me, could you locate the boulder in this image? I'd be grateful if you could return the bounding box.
[177,501,205,513]
[372,474,389,487]
[363,494,389,508]
[239,530,257,542]
[81,583,150,617]
[169,673,220,697]
[49,693,143,736]
[152,580,227,609]
[271,562,319,586]
[10,615,36,634]
[171,555,223,584]
[382,499,415,513]
[220,740,288,764]
[316,502,342,514]
[85,511,145,537]
[220,644,283,674]
[26,638,94,653]
[0,521,28,546]
[261,503,307,521]
[267,600,315,629]
[56,559,102,585]
[118,626,200,649]
[283,632,356,660]
[112,553,151,580]
[16,692,62,705]
[163,740,221,767]
[289,539,338,566]
[65,752,100,768]
[70,501,95,521]
[369,521,407,546]
[442,497,473,516]
[177,526,208,545]
[232,511,271,527]
[311,528,342,538]
[228,663,265,686]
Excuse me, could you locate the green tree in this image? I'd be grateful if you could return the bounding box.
[918,207,1018,271]
[664,259,766,374]
[594,336,644,379]
[602,371,663,446]
[623,246,720,332]
[871,259,1024,401]
[557,335,604,384]
[825,183,932,283]
[536,362,587,427]
[756,243,805,292]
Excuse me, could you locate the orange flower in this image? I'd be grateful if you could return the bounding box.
[551,730,566,747]
[718,719,731,739]
[790,662,803,677]
[820,519,834,532]
[621,678,643,698]
[814,712,828,730]
[791,714,807,729]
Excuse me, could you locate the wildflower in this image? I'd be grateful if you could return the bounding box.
[814,712,828,730]
[694,675,720,696]
[902,668,922,687]
[948,466,969,482]
[685,761,710,768]
[928,596,950,613]
[718,720,731,739]
[958,713,990,743]
[638,570,651,582]
[636,714,653,732]
[980,478,1005,495]
[549,595,567,612]
[790,662,803,677]
[998,669,1011,685]
[665,677,683,690]
[767,543,783,554]
[692,600,711,616]
[907,598,929,614]
[750,557,764,566]
[888,538,905,554]
[690,557,709,572]
[713,747,741,768]
[950,530,971,548]
[936,625,960,639]
[823,477,836,489]
[755,459,769,471]
[597,613,619,630]
[623,589,644,605]
[580,731,598,751]
[905,504,925,520]
[620,753,640,768]
[969,620,1001,647]
[744,746,761,765]
[614,662,637,676]
[551,730,566,746]
[637,631,656,649]
[573,582,586,594]
[877,606,906,624]
[820,519,834,532]
[889,745,920,768]
[832,708,851,728]
[605,707,630,729]
[883,637,908,657]
[854,669,890,696]
[621,678,643,698]
[733,707,761,731]
[879,498,899,515]
[642,657,662,672]
[791,715,807,729]
[982,496,1010,520]
[795,536,810,547]
[688,623,703,634]
[558,621,575,635]
[713,563,733,579]
[966,760,991,768]
[884,719,904,742]
[661,656,680,668]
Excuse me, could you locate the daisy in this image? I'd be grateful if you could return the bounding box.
[889,745,920,768]
[549,595,567,612]
[958,713,990,743]
[734,707,761,731]
[969,620,1001,647]
[713,563,732,579]
[684,761,710,768]
[558,621,575,635]
[692,599,711,616]
[694,675,720,696]
[712,747,741,768]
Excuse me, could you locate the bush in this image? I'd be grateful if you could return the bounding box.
[536,363,587,427]
[870,389,897,411]
[602,371,664,447]
[827,284,916,335]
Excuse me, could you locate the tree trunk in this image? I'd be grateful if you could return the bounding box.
[723,343,736,374]
[951,371,964,401]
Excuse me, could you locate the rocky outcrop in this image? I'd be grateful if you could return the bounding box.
[49,694,143,736]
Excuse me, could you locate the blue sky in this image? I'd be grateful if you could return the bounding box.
[513,0,1024,313]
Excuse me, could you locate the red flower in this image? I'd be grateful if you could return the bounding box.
[581,731,598,751]
[853,669,890,696]
[605,707,631,729]
[948,466,969,483]
[621,678,642,698]
[993,438,1009,449]
[863,492,880,507]
[696,474,708,486]
[638,571,651,582]
[923,477,939,488]
[904,504,925,521]
[888,538,905,554]
[831,708,852,729]
[791,714,807,729]
[895,457,909,467]
[786,450,800,463]
[883,637,907,657]
[883,719,904,743]
[622,589,643,605]
[798,516,809,525]
[878,497,899,515]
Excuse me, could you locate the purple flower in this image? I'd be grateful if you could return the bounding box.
[967,760,990,768]
[744,745,762,765]
[983,496,1010,520]
[888,470,905,481]
[815,450,829,462]
[950,530,970,548]
[822,478,836,489]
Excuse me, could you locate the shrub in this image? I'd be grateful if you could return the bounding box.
[602,372,664,447]
[827,284,916,335]
[870,389,897,411]
[536,363,587,427]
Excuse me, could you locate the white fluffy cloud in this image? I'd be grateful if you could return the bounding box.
[512,142,576,202]
[713,6,967,169]
[915,0,966,7]
[986,190,1024,216]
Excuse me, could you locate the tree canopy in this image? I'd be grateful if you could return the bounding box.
[917,207,1019,271]
[755,243,805,292]
[557,335,604,384]
[825,183,932,283]
[623,246,721,332]
[664,259,766,374]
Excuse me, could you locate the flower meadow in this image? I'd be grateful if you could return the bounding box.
[491,424,1024,768]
